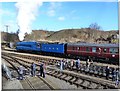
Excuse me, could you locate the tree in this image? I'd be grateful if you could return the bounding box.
[89,22,102,30]
[16,29,20,35]
[24,32,28,38]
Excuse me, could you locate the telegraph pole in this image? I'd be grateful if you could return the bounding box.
[118,1,120,67]
[5,25,9,43]
[5,25,9,33]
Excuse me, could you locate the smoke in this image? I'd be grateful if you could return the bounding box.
[15,1,42,41]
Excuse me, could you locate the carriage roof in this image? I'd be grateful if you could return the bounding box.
[67,43,119,47]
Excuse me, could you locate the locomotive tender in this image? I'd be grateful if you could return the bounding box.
[16,41,119,64]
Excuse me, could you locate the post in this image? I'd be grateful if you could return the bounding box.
[5,25,9,44]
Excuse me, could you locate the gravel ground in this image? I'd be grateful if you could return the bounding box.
[2,79,23,89]
[45,74,82,90]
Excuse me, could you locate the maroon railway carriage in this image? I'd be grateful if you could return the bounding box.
[67,43,119,64]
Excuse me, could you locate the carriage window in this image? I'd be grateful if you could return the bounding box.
[110,48,114,53]
[77,47,80,50]
[114,48,118,53]
[86,47,90,52]
[103,48,107,53]
[110,48,118,53]
[98,48,102,52]
[56,48,58,50]
[92,47,96,52]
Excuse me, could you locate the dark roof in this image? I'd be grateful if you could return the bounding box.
[67,43,119,47]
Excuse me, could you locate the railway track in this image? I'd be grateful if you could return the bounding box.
[2,51,119,80]
[2,55,55,90]
[2,52,119,89]
[46,67,117,89]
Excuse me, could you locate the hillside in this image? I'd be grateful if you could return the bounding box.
[1,28,118,44]
[1,32,19,42]
[24,30,54,41]
[24,28,119,43]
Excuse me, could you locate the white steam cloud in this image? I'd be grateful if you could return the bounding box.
[15,1,42,41]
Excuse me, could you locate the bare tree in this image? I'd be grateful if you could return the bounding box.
[89,22,102,30]
[16,29,20,35]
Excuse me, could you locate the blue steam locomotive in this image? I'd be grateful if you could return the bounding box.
[16,41,66,54]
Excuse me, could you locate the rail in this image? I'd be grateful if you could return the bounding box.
[2,55,55,90]
[2,53,119,89]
